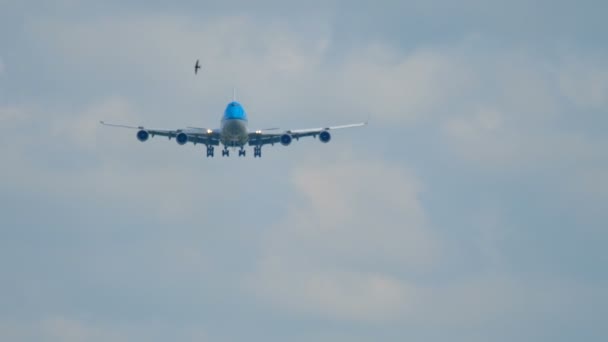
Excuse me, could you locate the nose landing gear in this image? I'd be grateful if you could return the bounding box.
[238,148,246,157]
[222,148,229,157]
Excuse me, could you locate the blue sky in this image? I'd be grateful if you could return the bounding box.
[1,1,607,341]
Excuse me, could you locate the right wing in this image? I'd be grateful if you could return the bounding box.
[247,122,367,147]
[99,121,221,146]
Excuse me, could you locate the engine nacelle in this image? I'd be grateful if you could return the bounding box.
[280,134,293,146]
[176,132,188,145]
[319,130,331,143]
[137,129,149,142]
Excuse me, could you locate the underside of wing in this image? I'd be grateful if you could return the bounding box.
[248,121,367,147]
[100,121,221,146]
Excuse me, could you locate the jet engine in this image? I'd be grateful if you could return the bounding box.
[319,130,331,143]
[176,132,189,145]
[280,134,293,146]
[137,129,149,142]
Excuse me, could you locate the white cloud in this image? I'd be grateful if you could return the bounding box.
[562,166,608,221]
[559,57,608,109]
[0,317,127,342]
[0,100,228,222]
[24,14,479,126]
[337,46,475,123]
[4,9,607,340]
[435,51,608,171]
[0,106,29,123]
[250,258,416,321]
[32,14,602,172]
[41,317,105,342]
[285,157,437,267]
[577,167,608,201]
[50,97,139,150]
[408,274,600,329]
[441,106,523,166]
[441,104,606,170]
[26,14,331,105]
[245,154,606,326]
[0,316,211,342]
[2,154,223,221]
[248,156,439,321]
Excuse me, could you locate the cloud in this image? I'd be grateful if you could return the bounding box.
[49,97,138,150]
[336,46,475,123]
[3,6,608,342]
[0,106,29,123]
[442,108,603,168]
[428,48,608,174]
[248,156,439,321]
[250,260,415,321]
[559,57,608,109]
[245,154,608,327]
[0,317,126,342]
[29,12,604,136]
[409,274,607,331]
[23,13,475,126]
[576,167,608,201]
[0,316,211,342]
[0,99,232,222]
[40,317,117,342]
[441,106,531,167]
[283,156,437,267]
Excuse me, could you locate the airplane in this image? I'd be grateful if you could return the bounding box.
[100,91,367,158]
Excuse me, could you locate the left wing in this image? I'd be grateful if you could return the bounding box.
[248,122,367,147]
[100,121,220,146]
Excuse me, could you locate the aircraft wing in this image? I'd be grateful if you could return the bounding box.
[99,121,221,146]
[248,122,367,147]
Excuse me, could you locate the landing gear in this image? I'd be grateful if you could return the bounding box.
[222,148,229,157]
[253,146,262,158]
[206,145,214,158]
[238,148,246,157]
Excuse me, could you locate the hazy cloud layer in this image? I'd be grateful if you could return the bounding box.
[1,2,607,342]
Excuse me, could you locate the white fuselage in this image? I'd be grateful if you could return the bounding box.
[220,118,248,147]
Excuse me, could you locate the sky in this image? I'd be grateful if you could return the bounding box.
[1,0,608,341]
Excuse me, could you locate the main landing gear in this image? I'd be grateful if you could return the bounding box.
[253,146,262,158]
[209,145,260,158]
[206,145,214,158]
